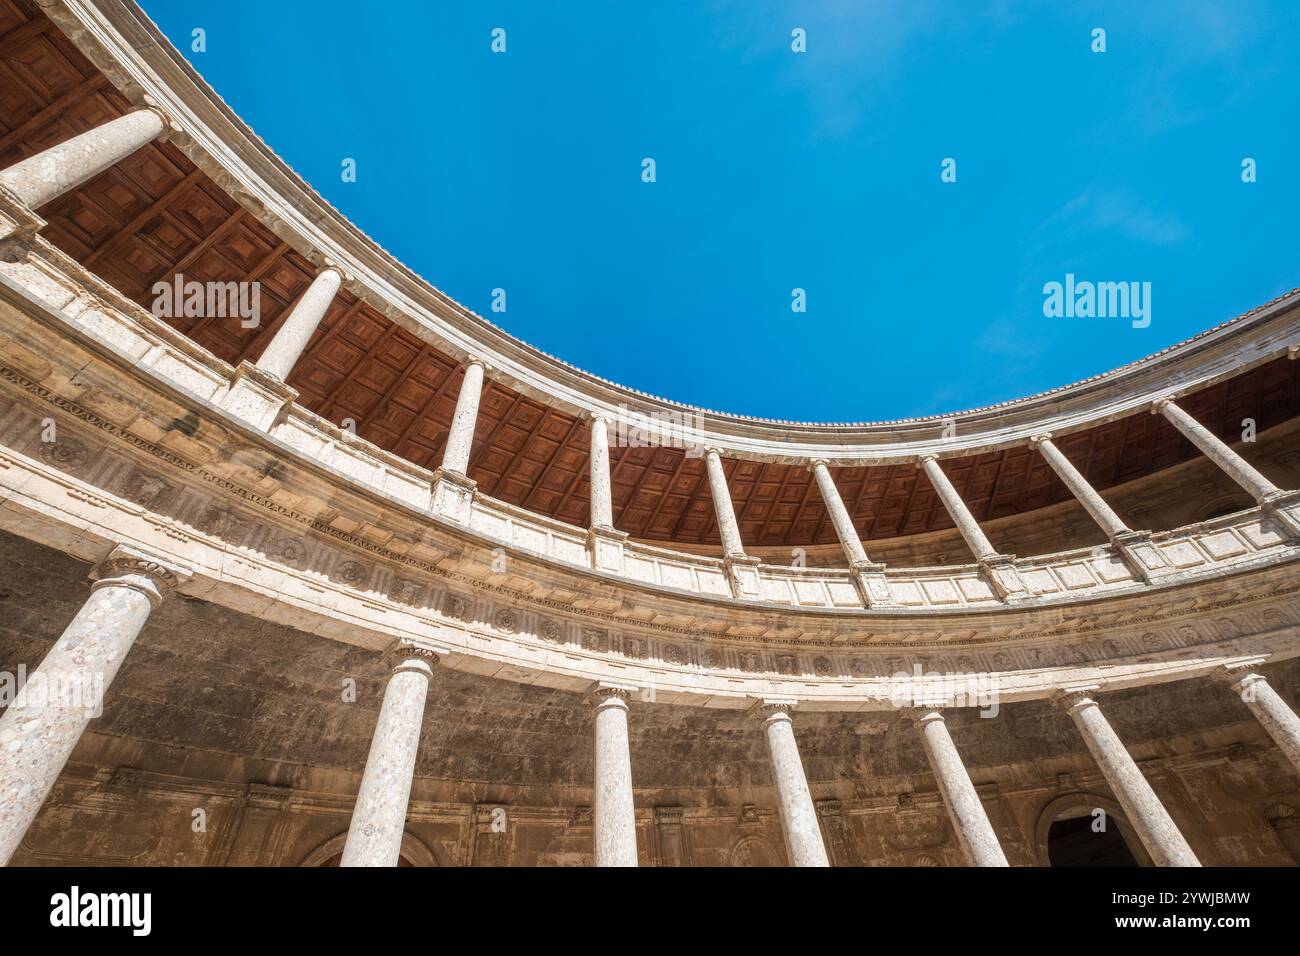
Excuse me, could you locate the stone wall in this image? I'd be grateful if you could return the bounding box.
[3,528,1298,866]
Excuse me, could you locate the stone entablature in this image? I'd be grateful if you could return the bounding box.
[24,0,1300,464]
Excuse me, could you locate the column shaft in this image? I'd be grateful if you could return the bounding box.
[913,710,1008,866]
[1220,664,1300,775]
[0,109,165,210]
[760,705,830,867]
[1032,436,1129,539]
[254,267,343,380]
[592,688,638,866]
[441,359,486,475]
[589,415,615,529]
[1157,400,1278,502]
[921,455,996,559]
[811,460,869,565]
[704,448,745,557]
[0,547,186,866]
[340,646,437,867]
[1058,690,1200,866]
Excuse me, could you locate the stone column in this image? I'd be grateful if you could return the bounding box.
[340,640,443,867]
[590,683,638,867]
[254,266,343,381]
[756,700,830,867]
[1029,435,1129,539]
[0,108,166,211]
[811,459,894,606]
[589,414,615,530]
[810,459,868,564]
[1155,398,1280,502]
[1056,688,1200,867]
[910,708,1008,866]
[1216,660,1300,776]
[704,447,745,557]
[920,455,1026,600]
[920,454,996,559]
[441,358,486,476]
[0,545,189,866]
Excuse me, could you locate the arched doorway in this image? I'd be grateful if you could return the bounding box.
[1046,814,1138,866]
[1035,794,1150,867]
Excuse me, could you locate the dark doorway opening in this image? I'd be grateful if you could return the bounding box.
[1047,814,1139,867]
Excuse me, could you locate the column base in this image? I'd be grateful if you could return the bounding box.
[587,525,628,574]
[724,553,763,600]
[0,183,44,256]
[219,361,298,432]
[977,553,1030,602]
[1261,489,1300,540]
[850,560,895,607]
[430,467,477,524]
[1111,529,1176,583]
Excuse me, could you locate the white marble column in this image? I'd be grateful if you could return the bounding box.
[919,454,996,560]
[340,640,442,867]
[0,108,166,211]
[910,708,1008,866]
[590,683,638,867]
[589,414,615,530]
[440,358,486,476]
[1056,688,1200,867]
[1217,660,1300,776]
[254,266,343,381]
[704,447,745,557]
[1030,434,1130,539]
[0,545,189,866]
[1155,399,1280,503]
[810,459,869,565]
[757,700,830,867]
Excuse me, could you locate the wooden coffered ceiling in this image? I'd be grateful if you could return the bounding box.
[3,0,1299,549]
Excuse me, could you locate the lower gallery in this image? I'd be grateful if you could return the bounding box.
[0,0,1299,867]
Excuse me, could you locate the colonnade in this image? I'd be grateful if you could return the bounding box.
[3,108,1297,593]
[3,555,1299,868]
[3,108,1300,869]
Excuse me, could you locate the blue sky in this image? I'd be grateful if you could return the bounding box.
[141,1,1300,422]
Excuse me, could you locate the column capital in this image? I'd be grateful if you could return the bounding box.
[1214,658,1268,687]
[138,98,182,139]
[316,261,351,285]
[90,545,192,608]
[903,705,947,727]
[1027,433,1053,447]
[1150,397,1176,415]
[1053,685,1102,713]
[463,356,491,374]
[916,453,939,467]
[587,410,614,426]
[807,457,831,471]
[749,697,798,721]
[587,681,637,707]
[1288,345,1299,361]
[381,638,448,673]
[702,445,725,460]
